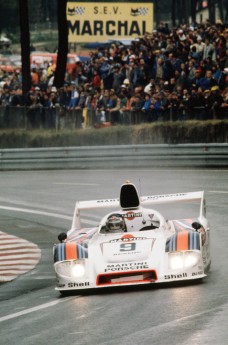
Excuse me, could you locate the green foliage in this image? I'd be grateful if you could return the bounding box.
[0,121,227,149]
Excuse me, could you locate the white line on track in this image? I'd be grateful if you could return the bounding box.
[52,182,100,186]
[0,205,71,220]
[0,297,76,322]
[208,190,228,194]
[0,205,97,225]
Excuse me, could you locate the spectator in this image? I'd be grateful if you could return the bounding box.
[198,70,218,91]
[1,21,228,129]
[130,91,144,124]
[68,82,79,109]
[119,86,131,124]
[31,68,39,87]
[221,87,228,118]
[168,91,181,121]
[100,57,112,89]
[112,65,125,92]
[106,90,120,124]
[26,90,42,128]
[91,70,101,89]
[141,93,152,122]
[130,60,143,87]
[203,37,214,59]
[150,93,163,121]
[159,91,170,121]
[144,78,156,95]
[210,85,224,119]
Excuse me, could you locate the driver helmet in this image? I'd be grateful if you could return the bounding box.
[106,214,126,232]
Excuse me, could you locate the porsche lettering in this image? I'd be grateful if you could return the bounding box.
[143,193,186,201]
[105,264,149,272]
[105,262,149,272]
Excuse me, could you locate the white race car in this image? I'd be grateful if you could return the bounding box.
[53,182,211,295]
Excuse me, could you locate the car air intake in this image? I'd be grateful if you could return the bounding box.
[97,270,157,285]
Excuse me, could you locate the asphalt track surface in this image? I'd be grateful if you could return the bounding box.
[0,169,228,345]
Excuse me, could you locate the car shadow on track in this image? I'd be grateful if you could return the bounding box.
[58,279,206,298]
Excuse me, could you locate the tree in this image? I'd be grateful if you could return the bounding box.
[53,0,68,88]
[171,0,177,26]
[208,0,216,23]
[18,0,31,95]
[190,0,197,23]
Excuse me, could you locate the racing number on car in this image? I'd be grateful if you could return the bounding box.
[120,243,136,251]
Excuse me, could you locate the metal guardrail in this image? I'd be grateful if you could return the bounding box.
[0,144,228,170]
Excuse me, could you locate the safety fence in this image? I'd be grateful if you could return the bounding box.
[0,144,228,170]
[0,105,226,130]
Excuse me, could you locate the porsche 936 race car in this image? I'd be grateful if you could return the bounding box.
[53,182,211,294]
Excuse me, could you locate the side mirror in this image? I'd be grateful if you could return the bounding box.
[192,222,202,231]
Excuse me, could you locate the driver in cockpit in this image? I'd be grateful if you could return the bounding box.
[106,214,127,233]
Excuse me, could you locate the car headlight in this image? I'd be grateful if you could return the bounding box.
[184,251,200,268]
[71,263,85,278]
[169,252,184,270]
[55,260,85,278]
[168,251,200,270]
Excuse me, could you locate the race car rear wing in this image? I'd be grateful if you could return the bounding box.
[141,190,206,218]
[70,190,205,230]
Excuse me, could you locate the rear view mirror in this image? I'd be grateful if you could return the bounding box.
[192,222,202,231]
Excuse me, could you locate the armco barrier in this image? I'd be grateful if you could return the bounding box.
[0,144,228,170]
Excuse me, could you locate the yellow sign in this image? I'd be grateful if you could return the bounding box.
[67,2,154,43]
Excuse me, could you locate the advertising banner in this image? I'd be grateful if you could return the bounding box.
[67,2,154,43]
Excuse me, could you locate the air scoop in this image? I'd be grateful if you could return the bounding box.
[120,181,140,210]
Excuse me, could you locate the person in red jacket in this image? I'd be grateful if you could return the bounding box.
[91,70,101,89]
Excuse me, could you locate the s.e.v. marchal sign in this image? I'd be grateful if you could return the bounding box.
[67,2,154,43]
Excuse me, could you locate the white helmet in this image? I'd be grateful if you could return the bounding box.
[106,214,126,232]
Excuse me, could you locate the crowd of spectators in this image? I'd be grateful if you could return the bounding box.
[0,20,228,129]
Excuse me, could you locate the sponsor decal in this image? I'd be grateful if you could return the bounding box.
[130,7,149,16]
[105,261,149,272]
[57,284,65,288]
[192,271,204,276]
[142,193,186,202]
[125,211,142,220]
[67,2,153,43]
[164,273,187,280]
[101,235,155,254]
[68,282,90,288]
[97,199,118,204]
[68,20,147,37]
[110,236,147,243]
